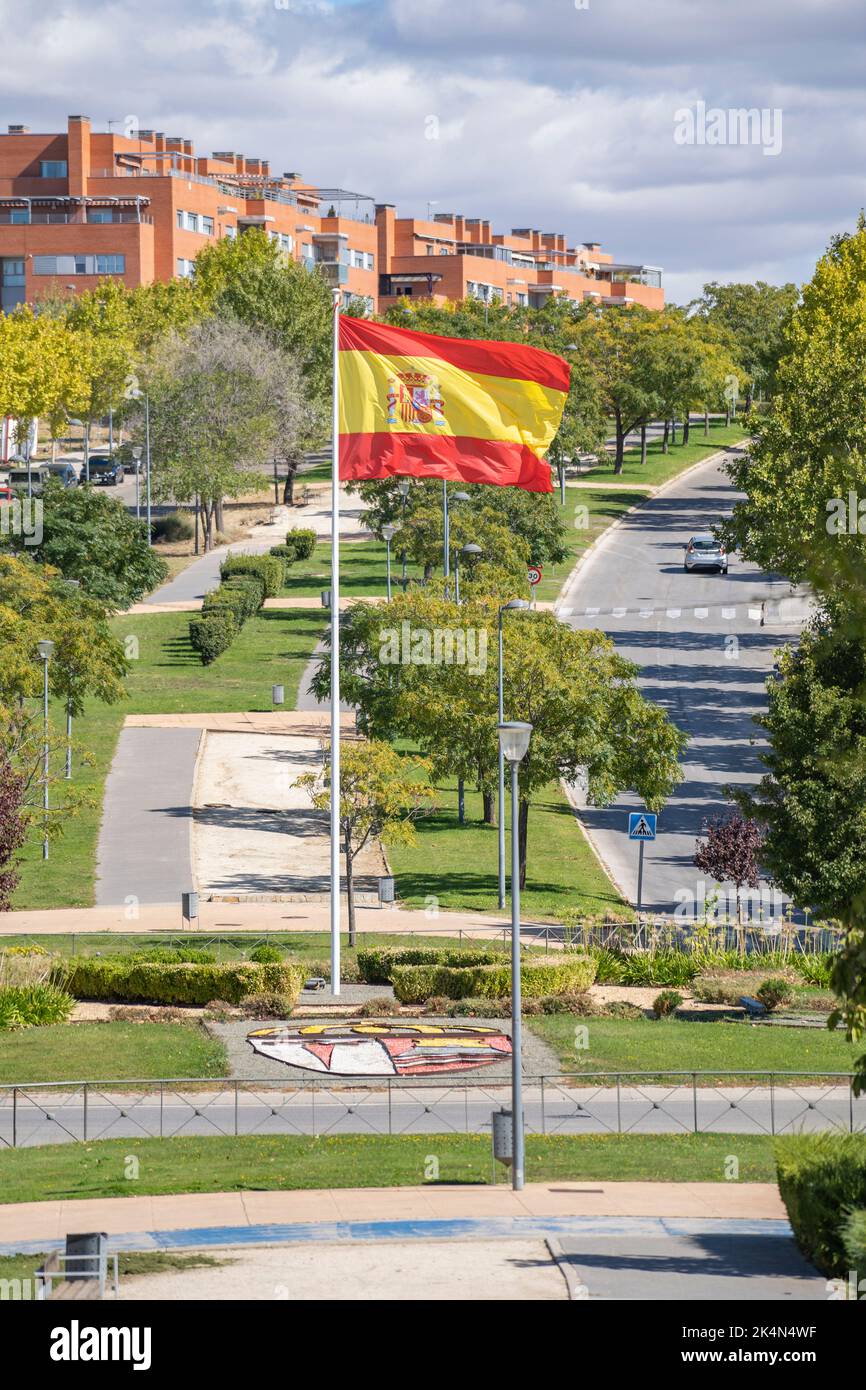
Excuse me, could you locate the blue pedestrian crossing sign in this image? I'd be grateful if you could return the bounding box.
[629,812,657,841]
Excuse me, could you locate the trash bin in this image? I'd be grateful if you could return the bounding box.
[272,684,285,707]
[182,891,198,925]
[378,875,395,907]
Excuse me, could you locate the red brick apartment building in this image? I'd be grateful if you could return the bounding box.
[0,115,663,316]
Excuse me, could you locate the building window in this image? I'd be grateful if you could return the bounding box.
[32,254,125,276]
[1,258,26,311]
[202,215,214,236]
[224,226,237,239]
[176,258,195,278]
[87,209,114,224]
[184,211,199,232]
[40,160,68,178]
[365,252,375,271]
[176,209,184,229]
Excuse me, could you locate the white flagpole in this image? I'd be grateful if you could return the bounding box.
[330,290,342,996]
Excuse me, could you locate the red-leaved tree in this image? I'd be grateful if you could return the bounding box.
[694,812,765,927]
[0,754,28,911]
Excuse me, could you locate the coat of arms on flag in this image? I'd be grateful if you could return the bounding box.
[387,371,447,429]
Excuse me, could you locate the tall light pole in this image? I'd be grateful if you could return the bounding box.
[445,491,470,598]
[129,390,152,544]
[382,524,395,601]
[498,719,533,1192]
[132,445,143,520]
[62,581,80,780]
[497,599,530,908]
[397,479,411,591]
[37,639,54,860]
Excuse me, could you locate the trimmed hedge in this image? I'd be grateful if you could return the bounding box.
[189,613,237,665]
[842,1209,866,1287]
[285,528,317,561]
[220,554,283,599]
[775,1134,866,1277]
[357,946,504,985]
[269,545,296,582]
[60,958,305,1007]
[391,956,597,1004]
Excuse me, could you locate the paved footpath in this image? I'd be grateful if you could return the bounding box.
[0,1181,826,1300]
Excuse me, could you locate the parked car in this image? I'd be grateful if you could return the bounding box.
[8,465,50,496]
[87,455,125,486]
[42,461,79,488]
[684,533,728,574]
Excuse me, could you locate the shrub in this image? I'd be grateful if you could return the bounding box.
[357,946,504,985]
[391,956,597,1004]
[588,947,626,983]
[775,1134,866,1277]
[357,996,402,1017]
[2,944,48,957]
[285,528,317,561]
[842,1209,866,1288]
[249,944,284,964]
[131,948,216,965]
[692,969,797,1006]
[757,977,794,1012]
[652,990,683,1019]
[597,999,646,1020]
[793,953,835,988]
[220,554,283,599]
[61,958,305,1007]
[189,613,236,665]
[0,983,75,1029]
[268,545,296,581]
[446,997,512,1019]
[238,991,296,1018]
[152,511,193,543]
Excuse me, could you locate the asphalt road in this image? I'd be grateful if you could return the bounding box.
[2,1083,861,1148]
[95,727,201,907]
[559,448,799,916]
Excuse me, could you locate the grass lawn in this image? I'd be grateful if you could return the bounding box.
[581,418,749,490]
[388,776,631,921]
[279,537,424,599]
[530,1016,859,1081]
[0,1132,780,1205]
[0,1022,228,1084]
[12,608,327,910]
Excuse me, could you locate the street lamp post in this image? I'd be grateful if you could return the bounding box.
[382,524,395,601]
[445,491,470,599]
[129,390,152,544]
[458,542,482,605]
[37,639,54,860]
[498,719,532,1192]
[398,478,411,591]
[497,599,530,908]
[132,445,143,520]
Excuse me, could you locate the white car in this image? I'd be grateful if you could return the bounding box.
[684,533,728,574]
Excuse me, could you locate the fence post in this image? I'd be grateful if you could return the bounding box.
[83,1083,88,1143]
[692,1073,698,1134]
[616,1075,622,1135]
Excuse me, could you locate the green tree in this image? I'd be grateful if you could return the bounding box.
[3,481,166,606]
[312,594,686,886]
[568,306,660,472]
[688,279,800,406]
[295,740,436,944]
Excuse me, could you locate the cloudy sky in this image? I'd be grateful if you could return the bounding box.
[4,0,864,301]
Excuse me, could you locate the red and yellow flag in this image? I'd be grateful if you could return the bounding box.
[338,317,570,494]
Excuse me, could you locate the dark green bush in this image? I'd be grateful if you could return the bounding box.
[268,545,296,581]
[357,996,402,1017]
[249,944,284,964]
[62,958,304,1007]
[223,574,266,614]
[220,554,283,599]
[776,1134,866,1276]
[189,613,236,665]
[201,589,248,629]
[391,956,597,1004]
[284,528,317,561]
[152,511,194,542]
[357,946,504,985]
[652,989,683,1019]
[757,977,794,1012]
[0,983,75,1029]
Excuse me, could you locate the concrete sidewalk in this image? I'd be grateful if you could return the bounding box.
[0,1181,788,1250]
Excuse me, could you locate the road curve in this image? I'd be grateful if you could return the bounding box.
[558,448,798,917]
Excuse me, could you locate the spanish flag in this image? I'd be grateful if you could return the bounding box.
[338,317,570,494]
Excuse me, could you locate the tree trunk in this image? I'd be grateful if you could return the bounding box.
[640,423,647,466]
[194,495,201,556]
[482,789,496,826]
[214,497,224,536]
[518,798,529,891]
[346,845,356,948]
[662,420,670,454]
[725,403,731,427]
[683,413,691,446]
[704,409,709,436]
[282,453,301,507]
[457,779,465,825]
[613,408,625,475]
